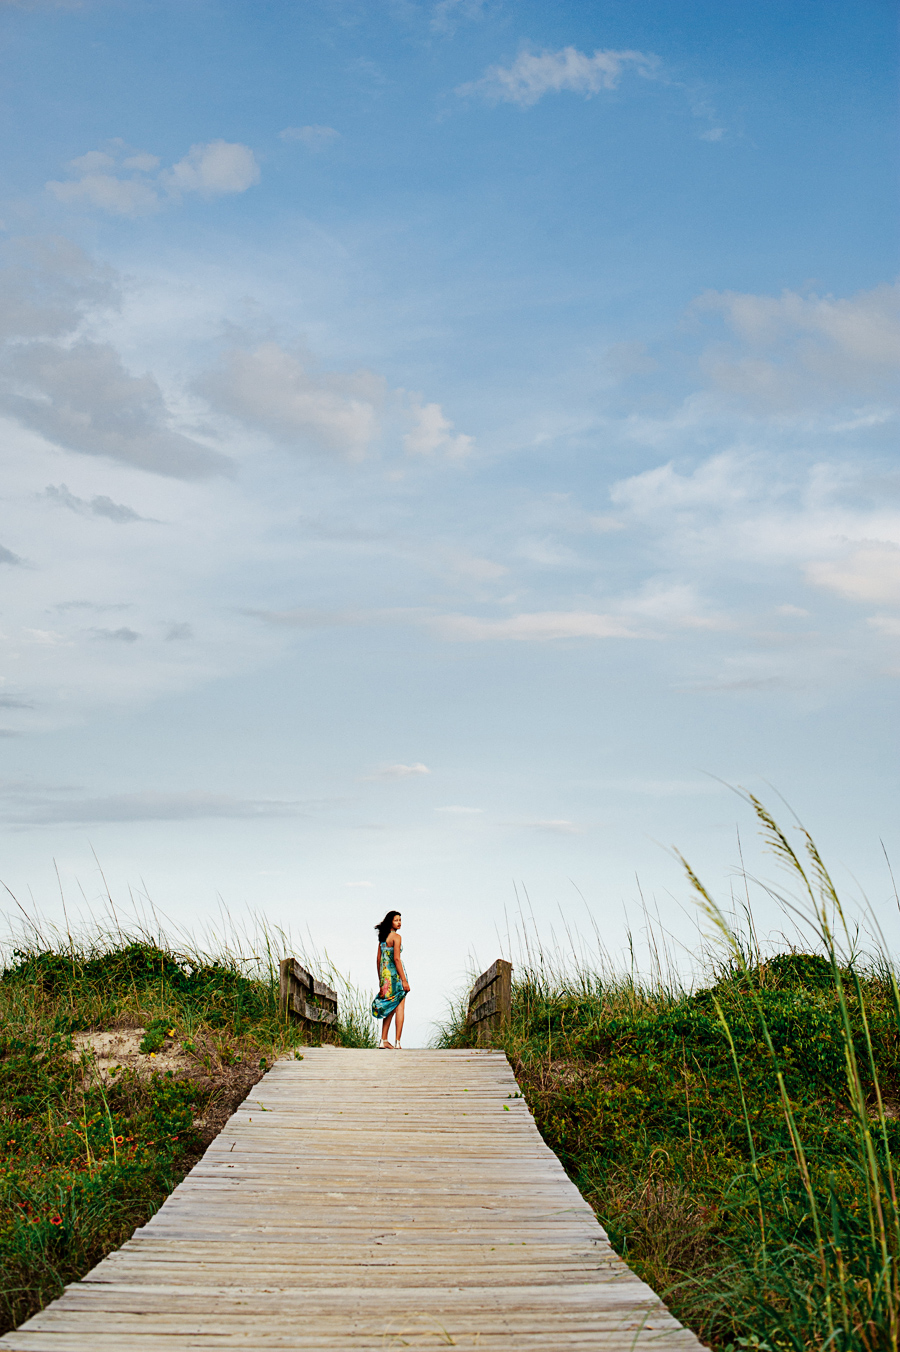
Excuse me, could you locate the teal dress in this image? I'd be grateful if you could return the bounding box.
[372,939,406,1018]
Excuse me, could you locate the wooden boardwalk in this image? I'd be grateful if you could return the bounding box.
[3,1048,707,1350]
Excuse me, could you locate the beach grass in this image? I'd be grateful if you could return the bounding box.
[434,797,900,1351]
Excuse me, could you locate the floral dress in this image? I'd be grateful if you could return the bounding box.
[371,939,406,1018]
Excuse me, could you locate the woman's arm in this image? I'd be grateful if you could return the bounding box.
[389,933,410,991]
[376,943,382,982]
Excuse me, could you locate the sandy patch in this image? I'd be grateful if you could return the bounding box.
[70,1028,189,1083]
[67,1028,271,1145]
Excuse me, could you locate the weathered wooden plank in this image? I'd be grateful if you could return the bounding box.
[279,958,338,1027]
[470,957,507,998]
[466,959,513,1041]
[1,1049,708,1352]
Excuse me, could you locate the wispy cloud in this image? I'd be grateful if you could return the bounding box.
[430,611,638,641]
[431,0,486,34]
[47,140,260,218]
[243,607,365,629]
[279,125,341,151]
[458,45,658,107]
[2,790,314,825]
[520,819,583,834]
[196,343,383,460]
[364,763,431,781]
[693,281,900,412]
[404,400,473,459]
[197,345,474,464]
[3,339,229,478]
[805,544,900,606]
[42,484,151,523]
[91,627,140,643]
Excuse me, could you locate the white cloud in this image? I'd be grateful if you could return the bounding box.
[279,125,341,151]
[345,880,374,887]
[694,282,900,412]
[618,579,734,631]
[458,45,657,107]
[431,611,638,641]
[365,763,431,781]
[164,140,260,196]
[47,173,161,218]
[47,140,260,218]
[611,452,757,518]
[609,451,900,585]
[805,544,900,606]
[404,401,473,459]
[196,343,382,460]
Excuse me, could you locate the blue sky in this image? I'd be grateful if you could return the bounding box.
[0,0,897,1041]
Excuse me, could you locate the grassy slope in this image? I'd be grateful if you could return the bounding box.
[437,811,900,1351]
[0,937,375,1336]
[438,960,899,1350]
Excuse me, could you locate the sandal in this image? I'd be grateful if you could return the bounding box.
[379,1039,394,1049]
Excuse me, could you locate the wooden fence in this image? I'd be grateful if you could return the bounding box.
[279,958,338,1032]
[467,958,513,1042]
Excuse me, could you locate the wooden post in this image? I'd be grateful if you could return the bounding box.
[279,957,338,1036]
[467,958,513,1044]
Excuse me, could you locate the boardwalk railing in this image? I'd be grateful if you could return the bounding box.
[467,958,512,1042]
[279,958,338,1031]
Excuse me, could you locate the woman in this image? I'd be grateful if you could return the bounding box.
[371,910,410,1049]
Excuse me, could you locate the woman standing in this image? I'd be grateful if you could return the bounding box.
[371,911,410,1049]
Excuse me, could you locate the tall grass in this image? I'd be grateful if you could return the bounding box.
[434,798,900,1351]
[0,902,376,1335]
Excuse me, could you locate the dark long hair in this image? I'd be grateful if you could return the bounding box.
[376,911,400,944]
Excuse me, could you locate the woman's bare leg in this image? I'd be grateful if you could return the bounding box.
[381,1013,395,1045]
[393,999,405,1045]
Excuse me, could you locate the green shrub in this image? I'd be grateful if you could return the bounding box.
[0,928,375,1335]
